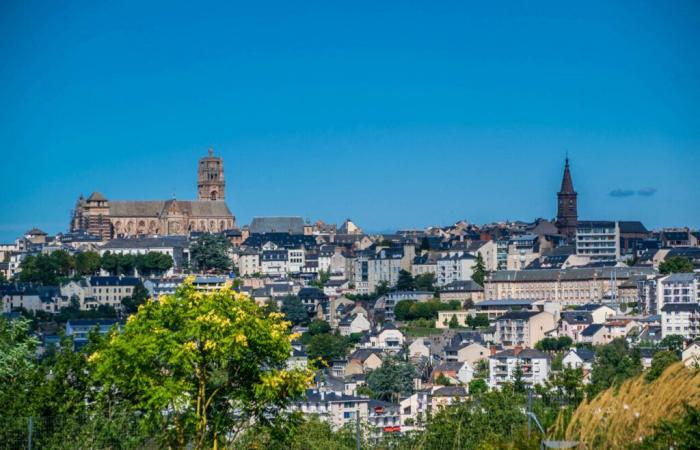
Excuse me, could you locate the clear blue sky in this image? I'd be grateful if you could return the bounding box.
[1,1,699,241]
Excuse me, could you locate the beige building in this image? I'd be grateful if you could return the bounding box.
[495,311,556,348]
[70,149,235,239]
[485,267,654,306]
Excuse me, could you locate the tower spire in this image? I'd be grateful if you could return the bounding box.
[556,157,578,240]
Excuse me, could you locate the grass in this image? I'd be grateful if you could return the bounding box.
[401,326,445,337]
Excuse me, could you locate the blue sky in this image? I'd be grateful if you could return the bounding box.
[1,1,699,241]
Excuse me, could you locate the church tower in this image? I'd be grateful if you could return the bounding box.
[198,148,225,201]
[556,157,578,239]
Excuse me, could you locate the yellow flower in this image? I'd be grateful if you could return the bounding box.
[183,341,197,351]
[87,352,100,363]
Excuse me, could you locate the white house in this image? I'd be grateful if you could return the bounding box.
[338,313,371,336]
[436,251,476,287]
[562,347,595,371]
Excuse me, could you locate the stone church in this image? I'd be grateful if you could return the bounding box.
[70,149,235,240]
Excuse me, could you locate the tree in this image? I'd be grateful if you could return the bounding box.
[467,313,490,329]
[19,251,76,285]
[397,270,415,291]
[634,404,700,449]
[135,252,174,277]
[419,237,430,251]
[414,273,435,292]
[588,338,641,397]
[645,350,680,382]
[375,281,390,297]
[306,333,348,365]
[659,256,694,275]
[471,253,486,286]
[306,319,331,337]
[394,300,416,321]
[75,251,101,276]
[468,378,488,395]
[190,233,231,273]
[365,355,415,402]
[512,364,527,393]
[89,281,312,449]
[660,334,684,356]
[281,295,309,326]
[545,367,585,406]
[448,314,460,329]
[120,282,150,315]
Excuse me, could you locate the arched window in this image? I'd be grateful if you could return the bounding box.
[210,190,217,200]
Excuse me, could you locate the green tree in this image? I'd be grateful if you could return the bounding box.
[120,282,150,315]
[414,273,435,291]
[281,295,309,326]
[471,253,486,286]
[645,350,680,382]
[135,251,174,277]
[588,338,641,397]
[394,299,416,321]
[512,364,527,393]
[190,233,231,273]
[306,319,331,336]
[90,282,312,449]
[75,251,102,276]
[19,252,76,285]
[467,313,490,329]
[397,269,415,291]
[448,314,460,329]
[468,378,488,395]
[660,334,685,356]
[545,366,585,406]
[365,355,415,402]
[633,404,700,450]
[659,256,694,275]
[306,332,348,365]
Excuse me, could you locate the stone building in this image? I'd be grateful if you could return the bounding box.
[70,149,235,239]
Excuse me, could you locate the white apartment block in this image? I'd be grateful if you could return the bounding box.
[575,221,621,261]
[436,251,476,286]
[489,348,550,389]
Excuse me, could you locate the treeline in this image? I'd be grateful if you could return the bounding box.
[394,299,463,321]
[17,250,173,285]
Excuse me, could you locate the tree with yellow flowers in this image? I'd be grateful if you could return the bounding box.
[89,279,313,449]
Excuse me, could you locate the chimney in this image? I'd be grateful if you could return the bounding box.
[490,346,497,355]
[514,345,522,356]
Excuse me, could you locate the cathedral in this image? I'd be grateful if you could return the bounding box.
[70,149,235,240]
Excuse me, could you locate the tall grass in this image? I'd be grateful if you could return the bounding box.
[557,363,700,448]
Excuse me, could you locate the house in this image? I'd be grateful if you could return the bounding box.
[66,319,121,350]
[472,298,541,320]
[367,246,415,293]
[338,313,371,336]
[348,349,384,373]
[411,252,438,277]
[489,348,550,388]
[408,338,431,360]
[399,390,432,427]
[603,319,638,342]
[655,273,699,313]
[495,311,557,348]
[573,304,616,324]
[438,280,485,303]
[579,324,607,345]
[374,290,434,322]
[289,389,369,429]
[287,348,308,370]
[432,361,474,385]
[682,341,700,368]
[637,325,663,346]
[562,347,595,371]
[431,386,468,409]
[372,323,405,351]
[560,311,593,342]
[444,341,490,366]
[298,287,329,314]
[60,276,139,311]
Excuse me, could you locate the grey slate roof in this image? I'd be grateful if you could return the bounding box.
[109,200,232,218]
[489,267,654,282]
[580,323,604,336]
[250,217,305,234]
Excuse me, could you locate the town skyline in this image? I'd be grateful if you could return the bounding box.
[1,1,700,240]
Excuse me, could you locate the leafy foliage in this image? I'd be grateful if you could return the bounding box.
[659,256,694,275]
[189,233,231,273]
[471,253,486,286]
[281,295,309,326]
[645,350,680,382]
[587,338,641,397]
[535,336,573,352]
[89,280,312,449]
[396,269,415,291]
[394,299,460,321]
[414,273,435,291]
[74,251,101,276]
[18,250,75,285]
[365,355,416,402]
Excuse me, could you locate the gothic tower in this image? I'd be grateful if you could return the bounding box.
[198,148,225,201]
[556,157,578,239]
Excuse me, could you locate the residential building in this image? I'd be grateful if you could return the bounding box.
[436,251,476,286]
[489,348,550,388]
[656,273,699,313]
[495,311,556,348]
[289,389,369,429]
[661,303,700,340]
[99,236,189,275]
[575,221,621,261]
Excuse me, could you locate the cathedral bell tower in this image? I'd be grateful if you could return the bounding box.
[198,148,225,201]
[556,157,578,240]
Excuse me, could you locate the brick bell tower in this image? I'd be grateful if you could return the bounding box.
[198,148,225,201]
[556,157,578,240]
